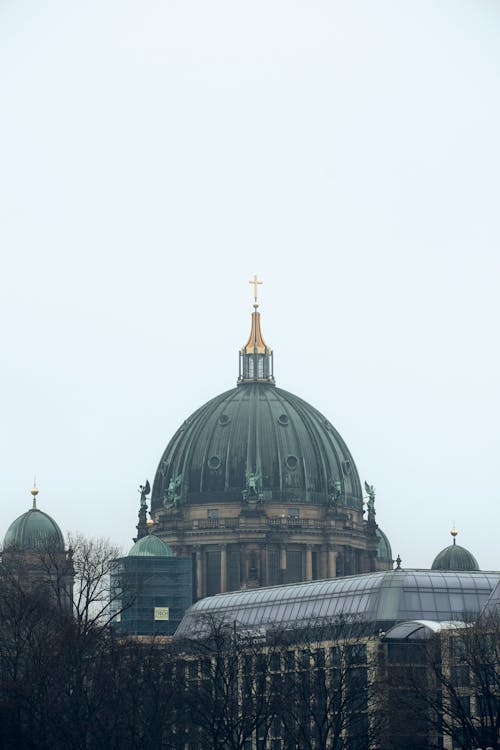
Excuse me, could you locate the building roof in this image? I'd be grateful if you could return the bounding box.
[3,507,65,552]
[383,619,467,640]
[175,569,500,639]
[128,534,173,557]
[481,579,500,618]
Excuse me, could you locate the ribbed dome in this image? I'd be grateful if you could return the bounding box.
[376,527,392,561]
[128,534,173,557]
[151,382,363,511]
[4,508,65,552]
[431,543,479,571]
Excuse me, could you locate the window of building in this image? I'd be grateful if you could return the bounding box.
[285,651,295,671]
[451,693,471,717]
[270,653,281,672]
[330,646,340,665]
[450,636,466,659]
[346,643,367,665]
[300,649,310,669]
[451,665,469,687]
[313,648,325,668]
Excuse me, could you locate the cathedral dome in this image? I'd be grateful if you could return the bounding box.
[151,304,363,512]
[431,529,479,571]
[4,489,65,552]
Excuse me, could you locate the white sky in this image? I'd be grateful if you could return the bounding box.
[1,1,499,570]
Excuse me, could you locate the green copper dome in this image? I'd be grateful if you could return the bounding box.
[431,531,479,572]
[376,527,393,562]
[4,507,65,552]
[151,381,363,511]
[128,534,174,557]
[431,543,479,572]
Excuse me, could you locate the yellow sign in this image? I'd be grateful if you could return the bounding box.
[154,607,170,621]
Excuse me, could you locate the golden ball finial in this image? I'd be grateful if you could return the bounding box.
[450,527,458,538]
[30,483,39,510]
[146,518,154,528]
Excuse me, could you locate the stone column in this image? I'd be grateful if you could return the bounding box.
[260,546,267,587]
[280,546,287,584]
[220,544,227,593]
[240,544,247,588]
[195,546,204,599]
[305,545,313,581]
[320,545,328,579]
[327,547,337,578]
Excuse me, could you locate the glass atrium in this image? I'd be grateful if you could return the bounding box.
[175,569,500,639]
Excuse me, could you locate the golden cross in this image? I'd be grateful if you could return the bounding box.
[249,274,263,305]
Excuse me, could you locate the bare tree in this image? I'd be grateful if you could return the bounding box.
[0,535,127,750]
[178,614,280,750]
[0,567,74,749]
[175,614,383,750]
[65,533,122,634]
[270,616,379,750]
[379,614,500,750]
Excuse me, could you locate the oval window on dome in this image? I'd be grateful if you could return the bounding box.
[218,414,230,426]
[342,460,351,476]
[285,455,298,470]
[208,456,221,470]
[278,414,289,425]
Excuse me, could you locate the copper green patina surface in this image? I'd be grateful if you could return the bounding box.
[151,382,363,511]
[128,534,174,557]
[3,508,65,551]
[431,543,479,571]
[376,527,393,561]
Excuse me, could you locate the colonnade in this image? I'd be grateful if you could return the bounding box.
[190,542,369,600]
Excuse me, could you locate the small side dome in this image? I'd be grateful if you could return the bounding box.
[431,529,479,571]
[128,534,173,557]
[376,527,392,561]
[4,508,65,552]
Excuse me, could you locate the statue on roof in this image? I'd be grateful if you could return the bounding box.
[242,469,263,503]
[364,481,376,520]
[135,480,151,541]
[139,480,150,508]
[327,478,343,508]
[164,474,183,509]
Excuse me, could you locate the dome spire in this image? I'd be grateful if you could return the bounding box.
[451,525,458,546]
[238,275,275,385]
[31,480,39,510]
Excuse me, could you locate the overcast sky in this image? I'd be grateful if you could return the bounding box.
[1,1,499,571]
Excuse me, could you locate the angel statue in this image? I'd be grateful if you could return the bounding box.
[364,481,376,517]
[242,469,263,503]
[139,480,151,508]
[164,474,183,509]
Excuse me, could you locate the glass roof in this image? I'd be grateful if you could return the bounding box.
[481,579,500,617]
[384,620,467,640]
[175,570,500,639]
